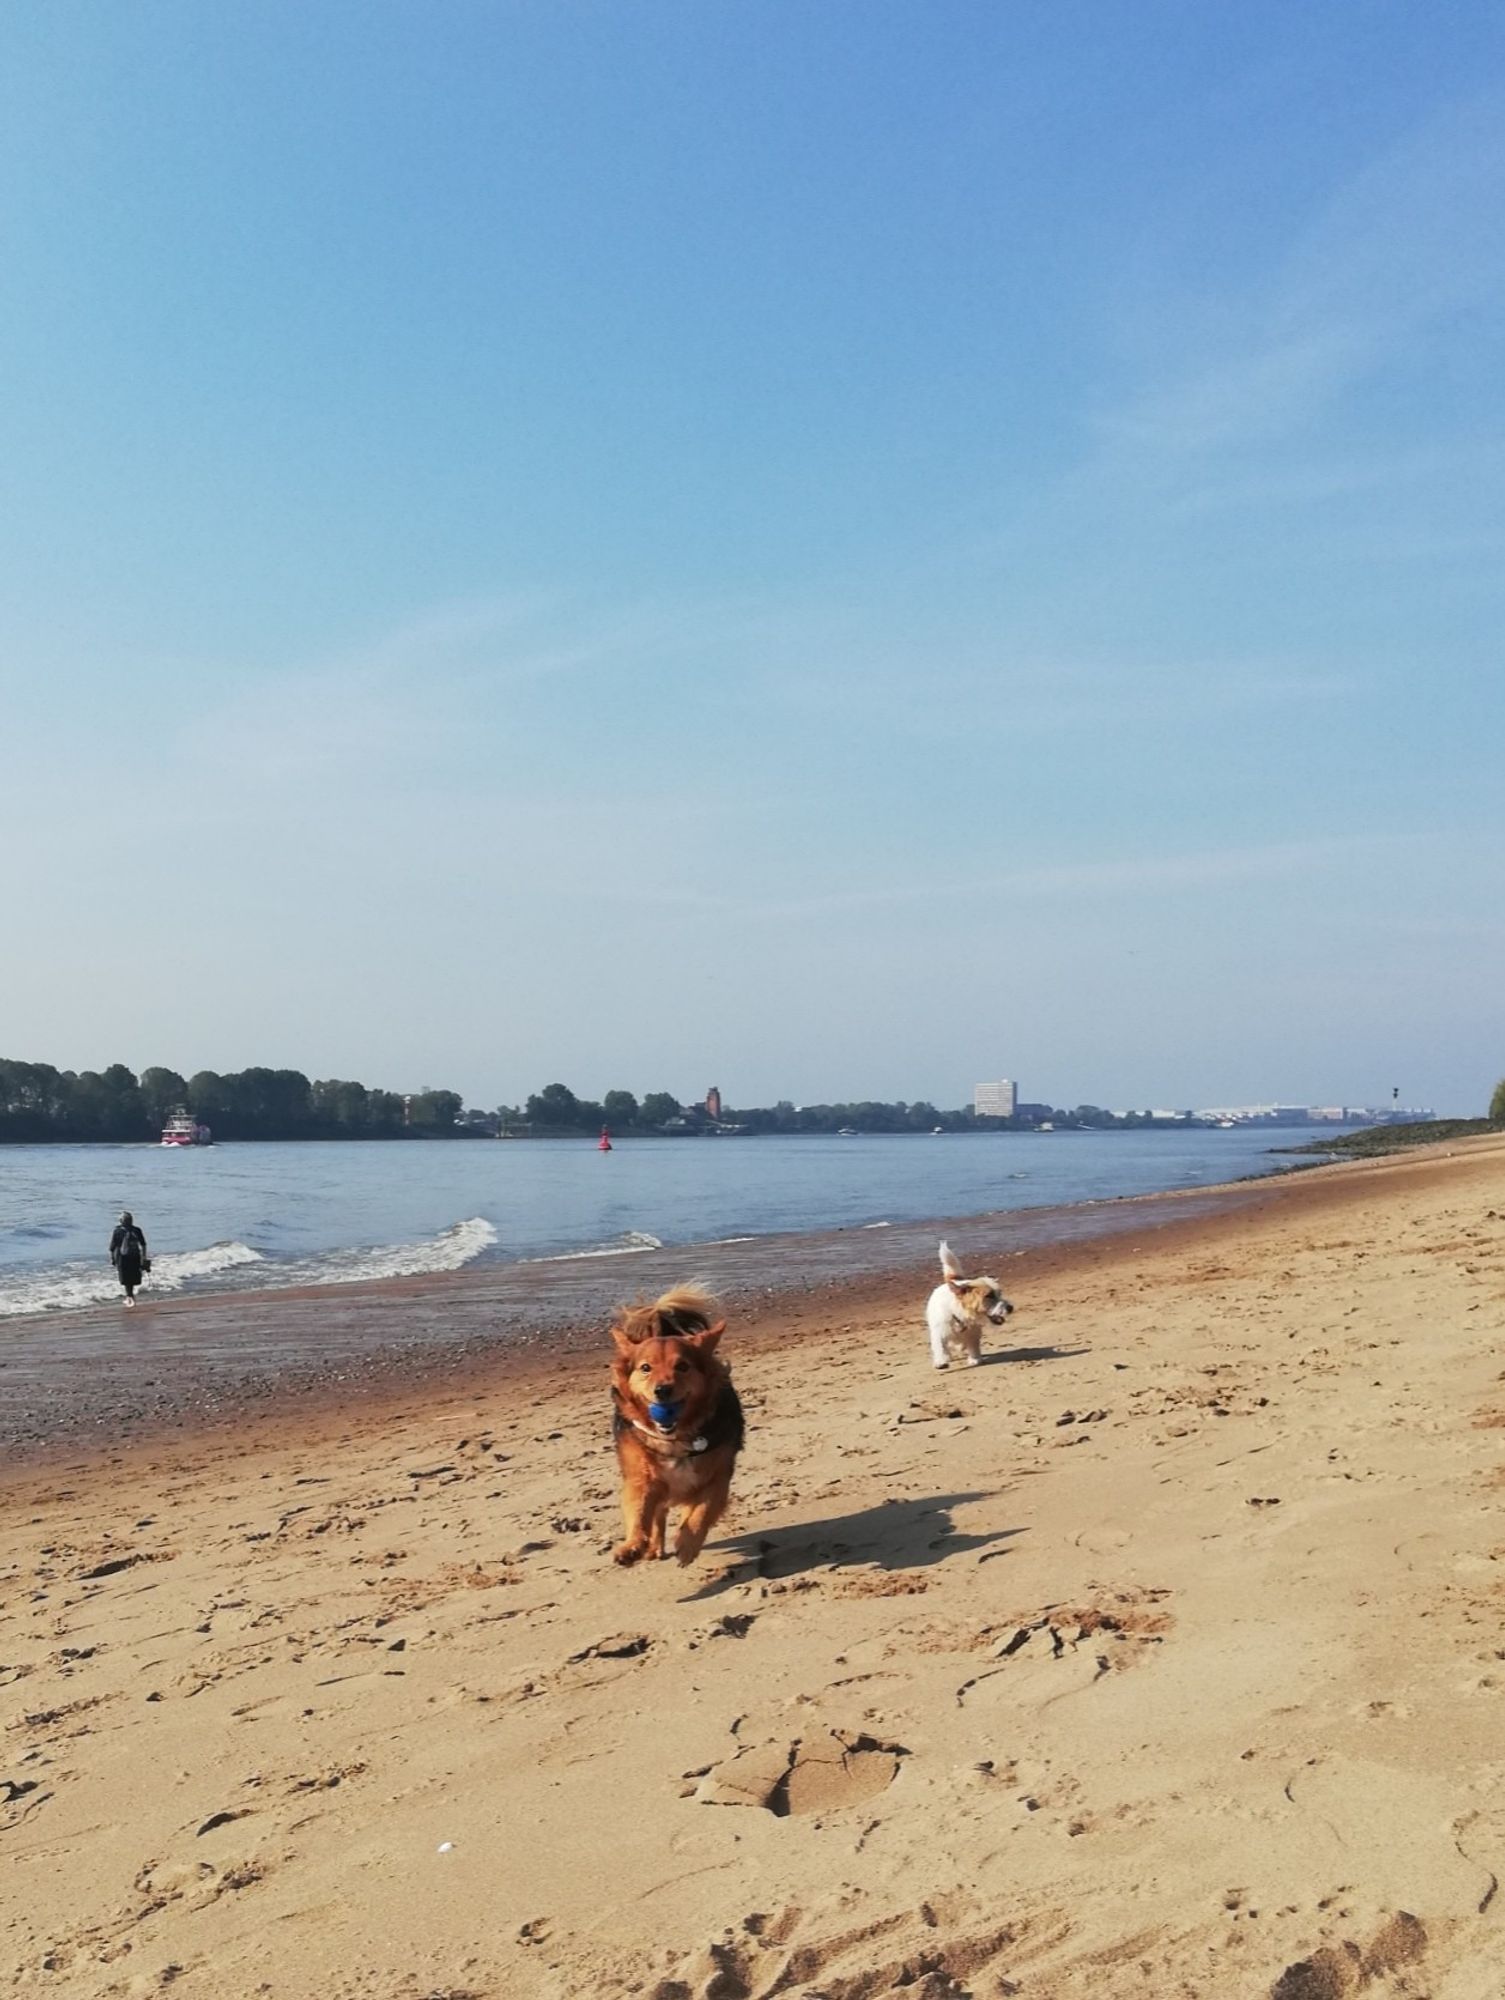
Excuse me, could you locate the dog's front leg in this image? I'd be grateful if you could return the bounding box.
[645,1490,670,1561]
[673,1479,731,1567]
[614,1477,663,1566]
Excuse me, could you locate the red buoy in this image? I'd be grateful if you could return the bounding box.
[598,1126,613,1152]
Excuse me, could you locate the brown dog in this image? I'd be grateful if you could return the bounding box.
[609,1283,745,1567]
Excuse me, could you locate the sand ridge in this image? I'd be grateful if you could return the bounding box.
[3,1137,1505,1997]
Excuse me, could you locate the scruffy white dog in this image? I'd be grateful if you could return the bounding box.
[927,1240,1013,1368]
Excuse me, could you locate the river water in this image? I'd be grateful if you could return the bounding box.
[0,1126,1315,1320]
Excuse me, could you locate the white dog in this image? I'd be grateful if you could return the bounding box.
[926,1240,1013,1368]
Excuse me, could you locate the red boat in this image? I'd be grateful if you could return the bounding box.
[161,1108,213,1147]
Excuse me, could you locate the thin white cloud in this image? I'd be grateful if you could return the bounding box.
[1105,327,1366,457]
[1098,88,1505,463]
[726,832,1422,923]
[156,589,740,799]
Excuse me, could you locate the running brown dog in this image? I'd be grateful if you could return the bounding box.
[609,1283,745,1567]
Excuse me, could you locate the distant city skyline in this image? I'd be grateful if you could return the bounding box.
[3,6,1502,1121]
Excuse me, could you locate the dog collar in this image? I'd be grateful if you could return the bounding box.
[628,1417,709,1454]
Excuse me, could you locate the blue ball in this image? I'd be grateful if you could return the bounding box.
[648,1402,677,1425]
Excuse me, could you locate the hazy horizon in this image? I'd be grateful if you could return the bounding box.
[4,5,1502,1121]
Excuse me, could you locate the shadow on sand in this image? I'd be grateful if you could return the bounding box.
[975,1343,1090,1366]
[686,1490,1025,1600]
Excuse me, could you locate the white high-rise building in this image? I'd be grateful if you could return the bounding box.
[974,1079,1017,1118]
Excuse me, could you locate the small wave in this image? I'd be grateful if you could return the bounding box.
[279,1218,499,1287]
[0,1223,497,1318]
[526,1230,665,1264]
[162,1242,264,1285]
[861,1220,893,1230]
[0,1240,263,1318]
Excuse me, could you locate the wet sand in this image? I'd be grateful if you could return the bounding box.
[3,1135,1504,1998]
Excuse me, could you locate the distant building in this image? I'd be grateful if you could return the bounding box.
[705,1085,722,1121]
[974,1079,1017,1118]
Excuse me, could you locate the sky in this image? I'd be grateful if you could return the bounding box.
[2,1,1502,1116]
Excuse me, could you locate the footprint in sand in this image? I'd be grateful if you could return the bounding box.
[1072,1524,1134,1554]
[690,1728,907,1816]
[1270,1910,1428,1998]
[1282,1757,1497,1919]
[646,1899,1032,2000]
[566,1632,652,1664]
[955,1591,1173,1707]
[682,1613,758,1648]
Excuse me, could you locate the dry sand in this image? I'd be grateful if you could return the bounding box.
[4,1137,1505,1999]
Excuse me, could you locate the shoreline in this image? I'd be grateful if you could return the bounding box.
[1,1134,1491,1474]
[0,1157,1309,1463]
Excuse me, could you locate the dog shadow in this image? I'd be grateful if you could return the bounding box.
[978,1343,1090,1366]
[685,1490,1025,1601]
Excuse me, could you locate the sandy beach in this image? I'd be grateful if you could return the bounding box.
[4,1135,1505,1999]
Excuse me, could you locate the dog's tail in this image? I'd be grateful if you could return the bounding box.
[614,1281,722,1342]
[938,1240,963,1282]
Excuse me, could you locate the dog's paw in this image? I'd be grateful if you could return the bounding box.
[932,1361,950,1371]
[613,1542,646,1567]
[964,1356,981,1368]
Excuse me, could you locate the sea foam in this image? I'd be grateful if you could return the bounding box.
[526,1230,664,1263]
[0,1220,498,1319]
[0,1240,263,1318]
[276,1216,500,1287]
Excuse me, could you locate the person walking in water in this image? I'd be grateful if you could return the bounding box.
[109,1210,149,1307]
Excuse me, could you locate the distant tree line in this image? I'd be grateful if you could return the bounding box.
[510,1085,1188,1136]
[515,1083,687,1135]
[25,1057,1470,1146]
[0,1058,466,1144]
[731,1099,969,1134]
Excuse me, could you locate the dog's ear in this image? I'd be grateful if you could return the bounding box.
[689,1320,726,1354]
[610,1325,639,1357]
[947,1277,968,1296]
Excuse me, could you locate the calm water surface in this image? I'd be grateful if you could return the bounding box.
[0,1128,1313,1318]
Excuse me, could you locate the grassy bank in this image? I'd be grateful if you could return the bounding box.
[1291,1118,1501,1158]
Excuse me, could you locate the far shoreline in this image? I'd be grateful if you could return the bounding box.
[0,1117,1442,1148]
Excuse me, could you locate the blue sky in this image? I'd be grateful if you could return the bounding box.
[2,2,1502,1114]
